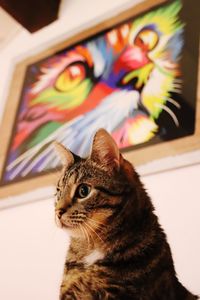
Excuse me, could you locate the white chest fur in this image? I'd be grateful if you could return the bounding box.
[84,249,104,266]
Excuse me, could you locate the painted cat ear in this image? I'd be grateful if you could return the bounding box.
[90,129,120,172]
[54,142,74,168]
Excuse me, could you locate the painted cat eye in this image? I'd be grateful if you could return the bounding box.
[55,62,86,92]
[134,29,159,51]
[76,184,91,199]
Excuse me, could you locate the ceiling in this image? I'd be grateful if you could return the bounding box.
[0,7,22,50]
[0,0,61,49]
[0,0,61,33]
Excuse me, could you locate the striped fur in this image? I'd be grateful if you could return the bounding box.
[55,129,198,300]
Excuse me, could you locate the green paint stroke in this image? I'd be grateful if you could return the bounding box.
[31,79,93,110]
[28,122,61,148]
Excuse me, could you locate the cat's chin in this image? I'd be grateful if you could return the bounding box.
[62,226,83,238]
[55,216,73,231]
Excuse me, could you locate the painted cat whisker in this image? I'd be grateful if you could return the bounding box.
[171,88,182,94]
[173,78,182,83]
[167,98,181,109]
[155,103,179,127]
[172,83,182,88]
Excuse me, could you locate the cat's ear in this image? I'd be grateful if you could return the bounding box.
[54,142,74,168]
[90,129,120,172]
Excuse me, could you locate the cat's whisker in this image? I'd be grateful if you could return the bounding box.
[166,98,181,109]
[83,226,91,246]
[173,78,182,83]
[80,224,90,246]
[82,223,95,246]
[87,219,101,231]
[155,103,179,127]
[86,216,106,228]
[84,221,104,244]
[93,211,110,217]
[173,83,182,88]
[171,88,182,94]
[79,224,86,238]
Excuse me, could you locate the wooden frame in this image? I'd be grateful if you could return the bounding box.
[0,0,199,199]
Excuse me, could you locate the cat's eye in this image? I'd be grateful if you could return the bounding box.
[76,184,91,199]
[55,62,86,92]
[54,187,59,196]
[55,186,62,200]
[134,29,159,51]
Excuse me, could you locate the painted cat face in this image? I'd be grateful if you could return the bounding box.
[4,0,185,183]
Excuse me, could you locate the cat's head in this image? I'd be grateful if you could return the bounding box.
[54,129,145,244]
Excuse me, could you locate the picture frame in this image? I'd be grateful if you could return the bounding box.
[0,0,199,199]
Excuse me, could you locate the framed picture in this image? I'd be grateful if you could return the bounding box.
[0,0,199,198]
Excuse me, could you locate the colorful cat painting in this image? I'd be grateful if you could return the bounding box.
[54,129,198,299]
[2,0,196,184]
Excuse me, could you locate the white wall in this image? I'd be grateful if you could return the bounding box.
[0,1,199,299]
[142,166,200,294]
[0,165,199,300]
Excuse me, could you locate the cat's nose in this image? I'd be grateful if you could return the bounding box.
[56,208,66,219]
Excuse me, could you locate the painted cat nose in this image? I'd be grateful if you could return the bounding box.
[57,208,66,219]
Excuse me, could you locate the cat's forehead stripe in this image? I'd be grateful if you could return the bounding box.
[64,167,79,183]
[67,170,79,185]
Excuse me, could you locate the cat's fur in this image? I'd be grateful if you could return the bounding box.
[55,129,197,300]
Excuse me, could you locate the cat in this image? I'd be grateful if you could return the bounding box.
[54,129,198,300]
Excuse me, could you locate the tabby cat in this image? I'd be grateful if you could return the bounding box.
[54,129,197,300]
